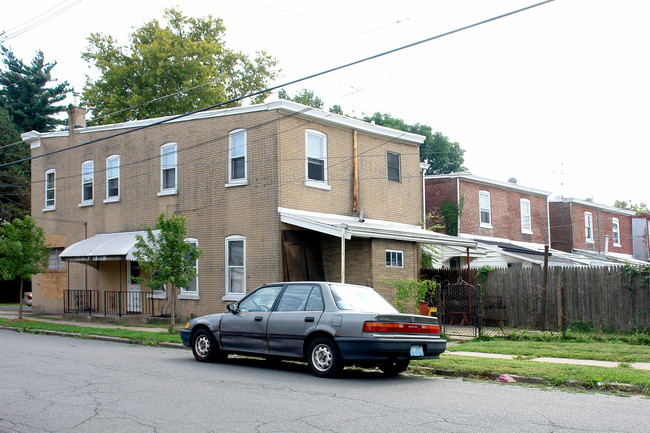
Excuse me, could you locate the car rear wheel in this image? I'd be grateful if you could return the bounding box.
[379,360,410,376]
[192,329,224,362]
[307,337,343,378]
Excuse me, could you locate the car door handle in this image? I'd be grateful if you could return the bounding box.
[305,317,315,322]
[254,316,263,321]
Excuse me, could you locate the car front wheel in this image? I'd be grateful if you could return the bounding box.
[192,329,223,362]
[307,337,343,377]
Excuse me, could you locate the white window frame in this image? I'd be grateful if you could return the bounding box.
[159,143,177,196]
[47,247,64,270]
[520,198,532,234]
[304,129,330,190]
[385,249,404,268]
[80,160,94,206]
[224,235,246,301]
[387,151,401,182]
[179,238,199,299]
[585,212,594,243]
[612,217,621,247]
[44,169,56,211]
[227,129,248,186]
[479,190,492,228]
[104,155,120,203]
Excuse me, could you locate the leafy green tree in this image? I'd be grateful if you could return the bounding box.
[278,88,324,109]
[614,200,649,216]
[0,46,70,132]
[0,216,49,319]
[82,8,278,124]
[0,107,30,220]
[363,112,466,175]
[133,212,201,330]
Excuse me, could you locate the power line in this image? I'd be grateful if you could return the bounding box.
[0,0,83,42]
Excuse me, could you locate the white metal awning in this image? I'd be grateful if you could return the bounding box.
[278,207,476,248]
[59,230,159,262]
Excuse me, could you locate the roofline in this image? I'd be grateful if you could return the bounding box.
[424,172,551,196]
[548,197,636,216]
[21,100,425,147]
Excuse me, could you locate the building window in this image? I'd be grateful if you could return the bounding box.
[305,130,329,189]
[584,212,594,243]
[81,160,94,205]
[225,235,246,298]
[520,198,532,234]
[228,129,247,185]
[387,152,401,182]
[386,250,404,267]
[160,143,177,194]
[479,191,491,227]
[105,155,120,202]
[44,169,55,210]
[612,218,620,246]
[180,238,199,299]
[47,247,65,270]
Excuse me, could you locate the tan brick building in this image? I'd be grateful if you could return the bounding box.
[24,101,472,319]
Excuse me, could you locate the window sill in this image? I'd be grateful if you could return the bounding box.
[103,197,120,204]
[157,189,177,197]
[586,239,595,244]
[222,294,245,302]
[479,223,493,229]
[305,180,331,190]
[521,229,533,235]
[42,206,56,212]
[178,292,199,300]
[79,201,94,207]
[225,180,248,188]
[613,243,621,248]
[147,290,166,299]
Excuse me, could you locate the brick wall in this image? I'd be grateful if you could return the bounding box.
[423,177,457,231]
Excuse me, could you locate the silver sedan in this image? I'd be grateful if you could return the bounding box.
[180,282,446,377]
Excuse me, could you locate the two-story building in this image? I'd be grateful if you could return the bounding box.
[23,101,473,319]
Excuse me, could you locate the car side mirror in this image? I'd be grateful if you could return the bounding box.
[227,303,238,314]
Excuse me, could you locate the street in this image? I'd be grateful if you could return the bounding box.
[1,330,648,433]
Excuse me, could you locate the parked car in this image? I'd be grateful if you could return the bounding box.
[180,282,446,377]
[22,291,32,307]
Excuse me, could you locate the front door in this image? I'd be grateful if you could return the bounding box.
[127,261,142,313]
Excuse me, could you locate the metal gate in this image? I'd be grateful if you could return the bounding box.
[437,279,481,337]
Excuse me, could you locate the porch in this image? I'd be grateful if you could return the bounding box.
[63,289,173,323]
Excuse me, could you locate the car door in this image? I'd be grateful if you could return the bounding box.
[267,284,325,357]
[220,285,283,354]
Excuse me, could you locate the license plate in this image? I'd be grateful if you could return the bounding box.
[410,345,424,357]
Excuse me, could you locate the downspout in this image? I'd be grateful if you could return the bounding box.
[340,225,348,283]
[568,201,573,252]
[596,207,601,253]
[546,197,551,246]
[353,130,358,213]
[456,178,461,234]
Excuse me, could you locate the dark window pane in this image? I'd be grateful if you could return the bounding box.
[163,168,175,189]
[387,152,400,182]
[83,183,93,201]
[231,156,245,180]
[108,178,119,197]
[308,158,324,181]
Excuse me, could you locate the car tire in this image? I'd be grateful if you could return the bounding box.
[379,360,410,376]
[192,329,223,363]
[307,337,343,378]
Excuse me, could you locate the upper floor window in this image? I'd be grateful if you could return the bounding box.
[160,143,177,194]
[387,152,401,182]
[305,130,329,189]
[81,160,94,205]
[105,155,120,202]
[479,191,492,228]
[386,250,404,267]
[44,169,56,211]
[180,238,199,299]
[228,129,247,185]
[520,198,532,234]
[612,218,620,246]
[584,212,594,243]
[225,235,246,299]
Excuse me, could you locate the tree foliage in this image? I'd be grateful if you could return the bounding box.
[278,88,324,109]
[363,112,466,175]
[0,107,30,220]
[133,212,201,329]
[614,200,648,216]
[0,216,49,319]
[0,46,70,132]
[82,9,278,124]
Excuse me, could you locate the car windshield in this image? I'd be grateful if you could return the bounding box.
[329,284,398,313]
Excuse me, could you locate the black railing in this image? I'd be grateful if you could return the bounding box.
[63,290,99,314]
[103,291,154,317]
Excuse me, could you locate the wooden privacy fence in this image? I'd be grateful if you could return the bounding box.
[423,267,650,332]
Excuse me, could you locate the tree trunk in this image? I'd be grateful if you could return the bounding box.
[18,277,24,320]
[170,284,175,331]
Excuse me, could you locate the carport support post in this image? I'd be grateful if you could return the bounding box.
[341,225,347,283]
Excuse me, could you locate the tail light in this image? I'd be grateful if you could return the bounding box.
[363,321,440,335]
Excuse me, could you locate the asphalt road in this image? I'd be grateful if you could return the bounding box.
[1,330,648,433]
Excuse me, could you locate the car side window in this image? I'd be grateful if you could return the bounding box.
[238,286,282,312]
[276,284,314,312]
[305,285,324,311]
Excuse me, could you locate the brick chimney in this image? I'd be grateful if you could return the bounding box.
[67,105,87,130]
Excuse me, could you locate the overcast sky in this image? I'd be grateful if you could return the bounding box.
[2,0,648,207]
